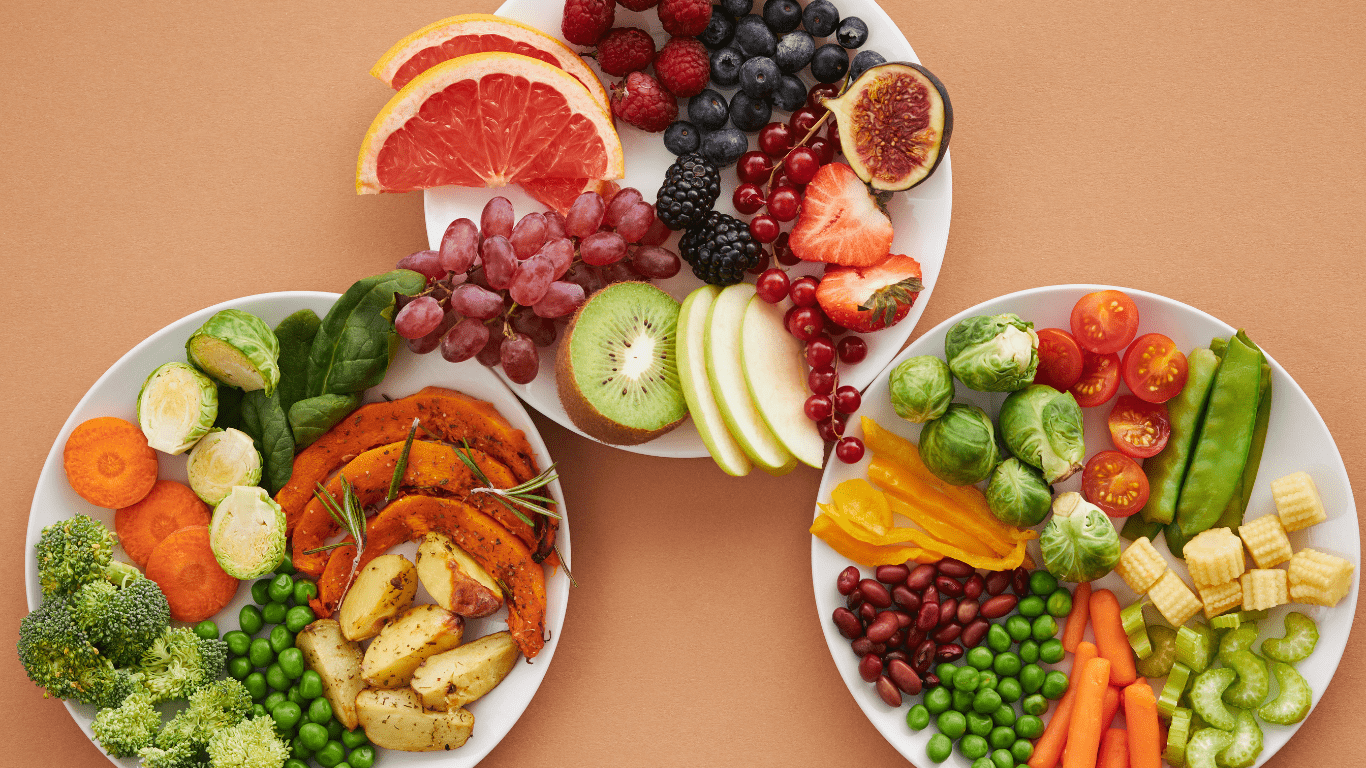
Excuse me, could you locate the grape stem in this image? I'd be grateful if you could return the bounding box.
[764,109,833,191]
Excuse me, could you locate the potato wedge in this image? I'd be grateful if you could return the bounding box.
[417,531,504,618]
[362,604,465,688]
[339,553,418,641]
[410,630,519,711]
[356,687,475,752]
[295,619,365,729]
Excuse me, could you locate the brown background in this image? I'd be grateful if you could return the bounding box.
[2,1,1363,766]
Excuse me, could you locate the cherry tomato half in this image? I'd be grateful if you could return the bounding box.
[1121,333,1189,403]
[1082,450,1150,517]
[1070,351,1121,407]
[1034,328,1084,391]
[1070,290,1140,354]
[1108,395,1171,458]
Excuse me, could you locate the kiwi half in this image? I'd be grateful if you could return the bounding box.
[556,281,688,445]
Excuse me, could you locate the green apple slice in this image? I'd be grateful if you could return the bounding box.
[677,287,752,476]
[705,284,796,474]
[741,296,825,469]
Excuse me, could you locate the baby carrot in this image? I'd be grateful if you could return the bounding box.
[1063,656,1112,768]
[1089,589,1138,686]
[1098,728,1128,768]
[1062,582,1092,652]
[1029,641,1099,768]
[1123,681,1161,768]
[1100,686,1121,731]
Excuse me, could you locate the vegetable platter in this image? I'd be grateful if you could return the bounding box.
[24,291,571,768]
[422,0,953,458]
[810,284,1358,767]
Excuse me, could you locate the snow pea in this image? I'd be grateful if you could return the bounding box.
[1189,667,1237,730]
[1140,347,1221,525]
[1262,612,1319,663]
[1258,661,1312,725]
[1215,363,1271,532]
[1221,708,1264,768]
[1221,650,1269,709]
[1185,728,1233,768]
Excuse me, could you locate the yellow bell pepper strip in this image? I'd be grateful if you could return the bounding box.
[867,458,1018,554]
[809,513,938,566]
[828,478,894,535]
[884,494,1001,558]
[817,492,1031,570]
[823,479,996,558]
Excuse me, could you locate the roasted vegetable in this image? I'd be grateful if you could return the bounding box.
[355,688,474,752]
[337,554,418,641]
[295,619,365,730]
[360,604,465,688]
[416,531,505,618]
[410,631,520,711]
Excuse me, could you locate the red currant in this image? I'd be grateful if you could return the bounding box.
[837,336,868,364]
[808,366,837,395]
[807,137,835,165]
[789,276,819,307]
[834,385,862,414]
[747,249,771,275]
[766,187,801,222]
[831,411,849,432]
[736,151,774,184]
[805,335,835,368]
[804,394,833,421]
[784,147,821,185]
[789,107,821,136]
[733,183,767,215]
[817,418,840,443]
[771,172,804,193]
[773,232,799,266]
[758,122,794,158]
[807,83,841,109]
[748,214,780,244]
[786,306,825,341]
[755,268,790,303]
[835,436,865,464]
[825,121,842,156]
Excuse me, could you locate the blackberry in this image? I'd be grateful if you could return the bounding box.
[679,211,762,285]
[654,153,722,230]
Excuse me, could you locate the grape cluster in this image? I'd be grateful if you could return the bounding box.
[391,190,681,385]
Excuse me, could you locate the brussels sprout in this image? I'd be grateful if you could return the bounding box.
[920,404,999,486]
[137,362,218,455]
[999,385,1086,483]
[187,428,263,506]
[987,458,1053,527]
[944,314,1039,392]
[210,486,286,579]
[889,356,955,423]
[187,309,281,395]
[1040,492,1122,582]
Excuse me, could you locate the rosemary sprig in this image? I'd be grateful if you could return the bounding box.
[386,418,420,503]
[303,478,368,599]
[452,439,562,526]
[553,544,576,588]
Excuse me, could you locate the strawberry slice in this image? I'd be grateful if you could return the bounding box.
[788,162,894,266]
[816,254,924,333]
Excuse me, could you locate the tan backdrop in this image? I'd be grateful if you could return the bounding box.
[2,1,1363,766]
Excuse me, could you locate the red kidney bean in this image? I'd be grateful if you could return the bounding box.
[957,599,980,625]
[935,575,965,598]
[961,618,990,648]
[935,643,965,662]
[980,594,1019,619]
[865,611,899,643]
[938,598,958,626]
[877,675,903,707]
[891,610,913,629]
[845,591,864,611]
[923,672,941,687]
[1011,567,1030,596]
[904,627,927,649]
[851,637,874,656]
[858,653,883,683]
[891,585,921,613]
[888,659,923,695]
[833,608,862,639]
[938,557,974,578]
[922,584,939,606]
[859,579,893,609]
[887,628,906,648]
[963,573,985,600]
[916,601,940,631]
[875,564,910,585]
[858,602,877,625]
[932,623,963,644]
[836,566,861,596]
[883,650,909,664]
[906,563,938,591]
[869,642,887,656]
[985,570,1012,596]
[912,639,937,673]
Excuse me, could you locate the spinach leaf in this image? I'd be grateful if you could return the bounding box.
[213,383,243,431]
[274,308,321,418]
[289,393,363,449]
[306,270,425,396]
[240,388,295,494]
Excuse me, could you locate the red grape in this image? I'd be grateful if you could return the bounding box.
[500,333,539,384]
[834,385,861,414]
[784,147,821,185]
[789,276,819,307]
[758,122,794,158]
[629,246,682,279]
[480,197,514,239]
[449,283,503,320]
[439,317,490,363]
[837,336,868,364]
[561,262,605,296]
[480,236,517,290]
[475,329,505,367]
[509,213,547,259]
[773,232,799,266]
[835,436,865,464]
[543,210,567,240]
[639,217,672,246]
[807,83,841,108]
[756,268,790,303]
[597,261,636,284]
[805,335,835,368]
[565,192,606,238]
[737,151,774,183]
[604,187,644,228]
[533,281,586,318]
[393,296,444,339]
[787,306,825,341]
[748,215,780,244]
[580,231,628,266]
[808,366,836,395]
[407,311,458,354]
[396,250,444,281]
[615,202,656,243]
[438,218,480,274]
[509,254,555,305]
[509,307,557,347]
[538,237,575,279]
[767,187,800,221]
[733,183,767,215]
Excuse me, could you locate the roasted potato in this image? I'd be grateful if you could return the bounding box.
[410,630,519,711]
[339,553,419,641]
[362,604,465,688]
[356,687,475,752]
[416,531,505,618]
[295,619,365,729]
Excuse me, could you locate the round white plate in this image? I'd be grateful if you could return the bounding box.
[424,0,953,458]
[811,285,1359,767]
[24,291,570,768]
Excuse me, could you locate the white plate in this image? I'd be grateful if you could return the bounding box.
[24,291,570,768]
[424,0,953,458]
[811,284,1359,767]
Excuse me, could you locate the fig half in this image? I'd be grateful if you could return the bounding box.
[822,62,952,191]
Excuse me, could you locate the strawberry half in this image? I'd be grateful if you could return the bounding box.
[788,162,894,267]
[816,254,924,333]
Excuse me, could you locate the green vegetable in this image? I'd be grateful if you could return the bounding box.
[944,313,1039,392]
[92,691,160,757]
[206,714,290,768]
[210,486,286,579]
[298,722,329,752]
[138,626,228,704]
[974,688,1002,714]
[937,663,960,686]
[273,701,303,732]
[920,403,1000,485]
[70,563,170,667]
[269,625,294,653]
[956,666,982,690]
[154,678,253,757]
[1021,693,1047,716]
[925,685,952,714]
[1031,615,1058,642]
[240,604,264,635]
[1175,622,1215,672]
[1029,571,1058,596]
[989,726,1015,750]
[285,605,316,634]
[1140,347,1221,524]
[1018,640,1039,664]
[1257,661,1312,724]
[1010,739,1033,763]
[263,691,287,713]
[240,388,294,494]
[1019,664,1044,694]
[315,740,346,768]
[266,664,289,692]
[187,309,281,395]
[138,362,219,455]
[1262,611,1319,663]
[224,630,251,657]
[194,620,219,640]
[293,580,318,605]
[269,573,295,603]
[227,657,252,680]
[308,696,333,724]
[348,744,376,768]
[1158,662,1191,717]
[967,647,995,671]
[938,709,967,738]
[954,688,976,712]
[960,734,990,760]
[1014,714,1044,740]
[274,309,322,417]
[187,428,263,506]
[288,393,363,449]
[1221,707,1264,768]
[1220,650,1269,709]
[252,579,272,605]
[926,733,953,763]
[1039,492,1121,582]
[907,703,931,730]
[1018,596,1045,618]
[889,355,956,423]
[306,269,426,397]
[986,458,1053,527]
[976,670,998,691]
[1215,363,1272,532]
[1219,625,1258,657]
[278,648,305,680]
[1119,514,1163,542]
[1190,667,1237,730]
[1185,727,1234,768]
[213,382,244,431]
[986,624,1012,653]
[1136,625,1177,678]
[243,672,267,700]
[341,729,368,749]
[249,638,274,668]
[262,601,287,625]
[1045,589,1072,618]
[999,385,1085,483]
[991,702,1016,727]
[1005,615,1031,643]
[993,652,1022,678]
[34,515,122,599]
[996,677,1022,703]
[1041,671,1068,700]
[1038,640,1064,664]
[1164,707,1192,764]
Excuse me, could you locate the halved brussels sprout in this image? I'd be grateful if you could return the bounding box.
[987,458,1053,527]
[210,486,286,579]
[999,384,1085,483]
[136,362,218,455]
[889,355,955,424]
[944,313,1039,392]
[919,403,999,486]
[186,428,262,505]
[186,309,281,395]
[1040,492,1122,582]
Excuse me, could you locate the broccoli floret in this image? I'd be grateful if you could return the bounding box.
[91,690,160,757]
[138,627,229,704]
[157,678,252,752]
[71,570,172,668]
[139,741,209,768]
[205,715,288,768]
[34,515,119,598]
[17,595,138,708]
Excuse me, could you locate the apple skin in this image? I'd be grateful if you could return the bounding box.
[676,286,752,477]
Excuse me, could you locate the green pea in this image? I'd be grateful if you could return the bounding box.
[308,697,333,724]
[1018,596,1046,618]
[341,728,369,749]
[270,624,295,654]
[252,579,273,605]
[937,710,967,739]
[288,684,307,707]
[907,704,931,731]
[347,746,376,768]
[926,733,953,764]
[1022,693,1048,716]
[997,677,1022,703]
[1019,663,1045,694]
[227,656,253,680]
[976,671,998,691]
[298,722,330,752]
[249,637,275,668]
[1041,671,1069,700]
[937,663,960,687]
[953,689,976,712]
[1046,589,1072,617]
[298,670,324,700]
[263,601,288,625]
[193,620,219,640]
[960,734,990,761]
[239,604,264,635]
[972,758,994,768]
[1018,639,1040,664]
[244,672,267,700]
[294,580,319,605]
[1015,714,1045,740]
[955,666,981,691]
[1039,639,1065,664]
[252,703,268,718]
[1031,615,1059,642]
[291,735,313,760]
[273,701,303,731]
[967,711,994,737]
[326,718,343,740]
[269,573,295,604]
[967,647,994,670]
[263,691,287,712]
[987,624,1013,653]
[278,647,305,680]
[1011,738,1034,762]
[993,652,1021,678]
[285,759,309,768]
[989,725,1016,750]
[286,605,316,634]
[223,629,251,657]
[992,747,1016,768]
[275,557,295,575]
[1005,615,1031,642]
[266,663,290,691]
[314,740,345,768]
[974,688,1002,714]
[1028,571,1058,596]
[991,703,1016,728]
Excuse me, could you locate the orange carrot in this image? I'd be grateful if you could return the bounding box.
[1062,656,1112,768]
[1062,581,1092,652]
[115,479,211,568]
[63,416,159,509]
[1099,686,1121,731]
[1088,588,1138,686]
[1098,728,1128,768]
[144,525,239,622]
[1029,641,1100,768]
[1123,681,1161,768]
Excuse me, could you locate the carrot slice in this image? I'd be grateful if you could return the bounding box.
[1063,656,1112,768]
[1089,589,1138,687]
[63,417,159,509]
[1062,581,1092,653]
[115,480,211,567]
[1029,641,1099,768]
[144,525,239,622]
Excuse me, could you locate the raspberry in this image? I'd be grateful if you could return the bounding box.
[657,0,712,37]
[617,0,659,9]
[595,27,657,76]
[611,71,679,132]
[653,36,711,97]
[562,0,616,46]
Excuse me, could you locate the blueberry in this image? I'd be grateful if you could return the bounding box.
[720,0,752,16]
[734,15,777,58]
[836,17,869,49]
[761,0,802,34]
[802,0,840,38]
[727,90,772,132]
[687,89,730,131]
[663,121,702,156]
[810,43,849,83]
[771,74,807,112]
[698,6,736,49]
[773,30,814,74]
[738,56,780,99]
[701,127,750,167]
[849,49,886,81]
[709,45,744,87]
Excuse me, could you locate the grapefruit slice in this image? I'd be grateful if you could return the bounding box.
[519,177,621,215]
[357,53,625,194]
[371,14,610,110]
